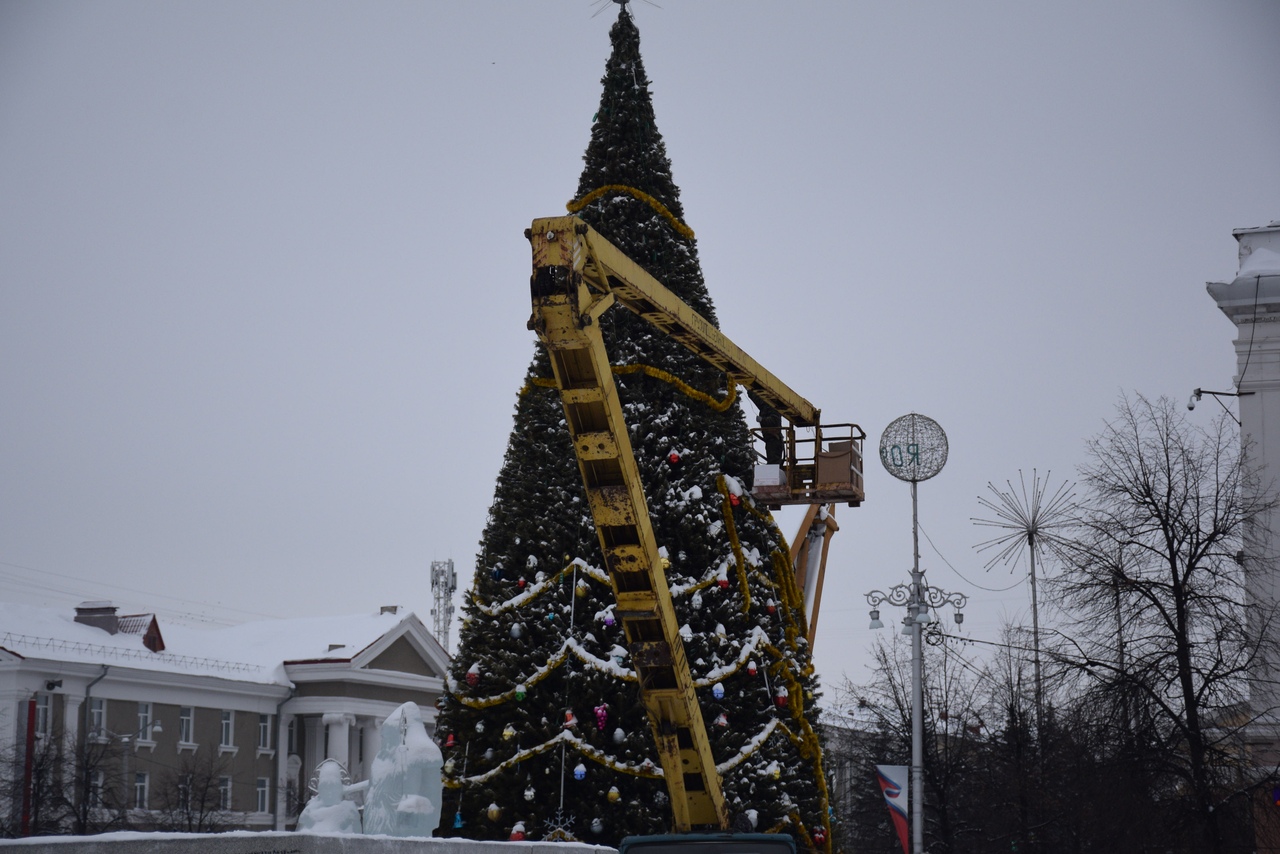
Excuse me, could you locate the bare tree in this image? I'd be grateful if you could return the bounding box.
[1,723,134,837]
[74,735,133,835]
[153,750,234,833]
[831,632,991,854]
[1055,393,1278,853]
[828,395,1280,851]
[0,728,76,837]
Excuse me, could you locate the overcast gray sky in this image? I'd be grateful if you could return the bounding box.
[3,1,1278,694]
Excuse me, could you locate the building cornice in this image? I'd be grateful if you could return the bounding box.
[285,661,442,691]
[1208,275,1280,323]
[1,654,290,709]
[282,695,426,721]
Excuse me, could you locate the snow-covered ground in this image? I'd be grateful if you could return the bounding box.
[0,829,615,854]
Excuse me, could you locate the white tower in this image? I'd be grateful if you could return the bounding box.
[429,559,457,654]
[1208,221,1280,747]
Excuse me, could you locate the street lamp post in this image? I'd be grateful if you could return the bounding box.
[866,568,967,854]
[874,413,963,854]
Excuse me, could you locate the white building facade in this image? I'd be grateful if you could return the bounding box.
[0,601,449,835]
[1207,220,1280,758]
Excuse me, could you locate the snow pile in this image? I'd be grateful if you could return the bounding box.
[1240,245,1280,277]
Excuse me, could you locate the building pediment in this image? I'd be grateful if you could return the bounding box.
[284,611,449,685]
[365,635,434,677]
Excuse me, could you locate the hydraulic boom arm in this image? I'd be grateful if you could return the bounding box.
[525,216,860,832]
[530,217,821,426]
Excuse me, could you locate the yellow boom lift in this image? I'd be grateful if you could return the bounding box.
[526,216,864,833]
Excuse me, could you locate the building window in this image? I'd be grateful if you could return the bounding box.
[34,693,51,738]
[220,711,234,747]
[89,698,106,739]
[178,707,194,745]
[177,774,191,812]
[137,702,152,740]
[256,777,270,813]
[218,776,232,811]
[258,714,272,749]
[134,772,148,810]
[287,718,297,754]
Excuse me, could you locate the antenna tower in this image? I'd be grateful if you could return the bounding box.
[430,559,457,653]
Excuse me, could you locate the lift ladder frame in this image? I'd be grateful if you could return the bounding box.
[526,216,858,831]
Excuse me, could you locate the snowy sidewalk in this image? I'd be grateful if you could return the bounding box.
[0,832,616,854]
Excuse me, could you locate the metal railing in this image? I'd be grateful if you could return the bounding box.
[0,632,263,674]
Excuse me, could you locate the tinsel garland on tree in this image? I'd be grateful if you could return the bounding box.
[435,8,834,850]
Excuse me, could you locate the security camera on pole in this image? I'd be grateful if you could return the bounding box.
[868,413,966,854]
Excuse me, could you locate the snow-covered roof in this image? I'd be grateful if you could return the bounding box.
[0,601,431,686]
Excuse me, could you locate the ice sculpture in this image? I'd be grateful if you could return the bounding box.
[362,701,443,837]
[296,759,361,834]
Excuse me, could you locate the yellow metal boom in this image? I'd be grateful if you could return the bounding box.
[525,216,861,831]
[531,216,821,425]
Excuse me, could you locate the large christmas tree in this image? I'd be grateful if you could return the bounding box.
[437,7,832,849]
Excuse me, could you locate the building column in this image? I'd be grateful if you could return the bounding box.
[62,695,83,801]
[0,689,23,759]
[360,717,381,782]
[274,713,294,831]
[303,716,324,783]
[322,713,354,769]
[1208,221,1280,751]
